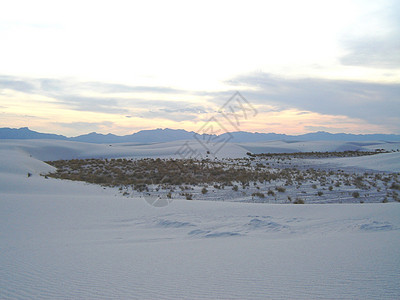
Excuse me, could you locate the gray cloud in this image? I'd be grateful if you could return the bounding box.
[159,107,209,114]
[2,73,399,132]
[140,105,210,122]
[340,37,400,69]
[80,82,183,94]
[37,78,184,94]
[140,111,197,122]
[53,95,130,114]
[45,78,185,97]
[0,76,36,93]
[0,75,187,96]
[340,1,400,69]
[0,74,215,119]
[227,73,400,130]
[0,75,191,115]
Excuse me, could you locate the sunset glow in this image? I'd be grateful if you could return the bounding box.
[1,0,399,136]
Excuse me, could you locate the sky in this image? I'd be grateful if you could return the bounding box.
[0,0,399,136]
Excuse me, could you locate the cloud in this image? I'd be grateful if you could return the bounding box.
[140,106,210,122]
[227,72,400,131]
[0,76,36,93]
[0,75,193,115]
[52,95,130,115]
[0,75,217,124]
[304,125,352,133]
[0,75,188,96]
[2,72,399,134]
[80,82,183,94]
[340,1,400,69]
[159,107,208,114]
[37,78,184,94]
[57,121,114,131]
[340,37,400,69]
[296,111,311,116]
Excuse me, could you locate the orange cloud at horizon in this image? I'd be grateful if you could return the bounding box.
[0,90,393,137]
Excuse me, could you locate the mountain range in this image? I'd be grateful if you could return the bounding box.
[1,127,400,143]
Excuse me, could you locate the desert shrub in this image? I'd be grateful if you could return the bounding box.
[311,184,317,189]
[232,185,239,191]
[393,191,399,202]
[317,191,323,196]
[201,187,208,194]
[293,198,305,204]
[352,191,360,198]
[285,179,293,186]
[185,193,193,200]
[390,182,400,190]
[135,184,147,192]
[275,186,286,193]
[251,192,265,198]
[328,186,333,191]
[27,172,32,177]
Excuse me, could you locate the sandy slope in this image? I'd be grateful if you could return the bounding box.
[0,139,248,161]
[305,151,400,172]
[1,140,399,299]
[239,140,400,154]
[1,139,399,172]
[1,191,399,300]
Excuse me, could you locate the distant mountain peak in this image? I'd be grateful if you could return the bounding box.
[1,127,400,143]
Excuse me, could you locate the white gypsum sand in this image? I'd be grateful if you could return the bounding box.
[0,139,399,299]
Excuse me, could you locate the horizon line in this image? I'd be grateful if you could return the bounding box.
[2,126,400,138]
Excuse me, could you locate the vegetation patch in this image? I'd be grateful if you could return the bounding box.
[44,152,400,204]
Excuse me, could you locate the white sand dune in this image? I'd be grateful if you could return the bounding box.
[1,139,399,299]
[239,140,400,154]
[0,139,248,161]
[238,140,400,172]
[308,152,400,172]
